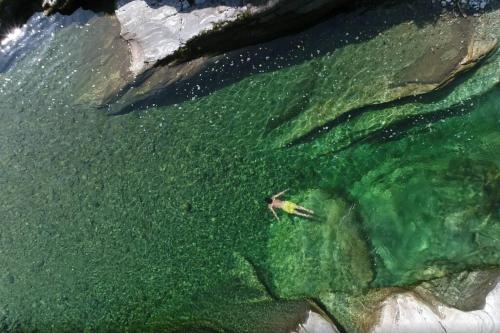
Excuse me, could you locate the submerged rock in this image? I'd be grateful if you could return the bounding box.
[414,268,500,311]
[266,190,373,297]
[269,2,499,149]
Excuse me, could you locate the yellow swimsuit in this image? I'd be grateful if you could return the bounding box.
[282,201,298,214]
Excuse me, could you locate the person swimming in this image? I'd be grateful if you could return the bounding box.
[265,189,315,221]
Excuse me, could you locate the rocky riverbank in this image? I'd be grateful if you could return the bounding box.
[1,0,357,60]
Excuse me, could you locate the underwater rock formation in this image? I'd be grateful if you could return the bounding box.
[266,190,373,297]
[269,3,499,149]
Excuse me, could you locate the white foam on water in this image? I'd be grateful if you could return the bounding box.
[1,26,26,48]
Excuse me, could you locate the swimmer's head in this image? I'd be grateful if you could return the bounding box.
[264,197,273,204]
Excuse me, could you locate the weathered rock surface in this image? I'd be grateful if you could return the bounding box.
[292,310,340,333]
[116,0,246,74]
[115,0,351,74]
[317,270,500,333]
[372,281,500,333]
[289,6,500,157]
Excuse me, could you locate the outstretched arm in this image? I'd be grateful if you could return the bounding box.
[272,189,289,199]
[269,206,280,221]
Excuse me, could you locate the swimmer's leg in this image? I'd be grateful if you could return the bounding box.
[293,210,314,219]
[296,206,314,215]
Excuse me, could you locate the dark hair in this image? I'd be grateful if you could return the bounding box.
[264,197,273,204]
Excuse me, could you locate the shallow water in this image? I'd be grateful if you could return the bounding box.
[0,6,499,333]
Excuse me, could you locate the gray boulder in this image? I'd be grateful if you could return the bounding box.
[372,279,500,333]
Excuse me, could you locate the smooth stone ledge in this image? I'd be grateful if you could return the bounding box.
[116,0,247,74]
[372,281,500,333]
[115,0,347,75]
[292,310,341,333]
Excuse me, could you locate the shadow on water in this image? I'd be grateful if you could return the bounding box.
[109,0,500,116]
[142,0,244,12]
[110,0,459,115]
[59,0,116,15]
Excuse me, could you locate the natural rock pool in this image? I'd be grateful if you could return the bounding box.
[0,1,499,332]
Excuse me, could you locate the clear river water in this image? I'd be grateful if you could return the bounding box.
[0,5,499,333]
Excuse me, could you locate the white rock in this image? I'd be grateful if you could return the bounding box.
[115,0,346,75]
[372,282,500,333]
[292,310,341,333]
[116,0,251,74]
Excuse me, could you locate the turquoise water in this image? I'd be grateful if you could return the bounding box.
[0,6,499,333]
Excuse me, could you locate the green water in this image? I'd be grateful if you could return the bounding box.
[0,6,499,333]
